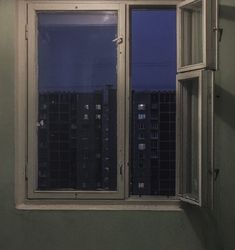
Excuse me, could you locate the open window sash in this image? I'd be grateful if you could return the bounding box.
[27,2,126,200]
[177,0,218,72]
[176,70,213,207]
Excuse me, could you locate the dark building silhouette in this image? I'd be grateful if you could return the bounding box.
[38,87,175,196]
[38,85,117,191]
[130,90,176,196]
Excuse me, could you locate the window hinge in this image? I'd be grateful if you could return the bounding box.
[213,27,223,42]
[208,168,220,181]
[25,24,28,40]
[25,162,28,181]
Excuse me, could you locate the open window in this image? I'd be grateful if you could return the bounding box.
[176,70,213,207]
[176,0,216,208]
[177,0,218,72]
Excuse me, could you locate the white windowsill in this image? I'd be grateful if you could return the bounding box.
[16,199,182,211]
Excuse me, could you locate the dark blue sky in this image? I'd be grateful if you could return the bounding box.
[131,9,176,91]
[38,9,176,92]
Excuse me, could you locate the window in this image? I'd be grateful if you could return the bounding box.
[137,104,146,110]
[16,0,216,208]
[138,114,146,120]
[176,0,216,207]
[177,0,217,72]
[176,70,213,206]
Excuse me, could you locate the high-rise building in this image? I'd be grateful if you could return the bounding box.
[38,85,117,191]
[38,87,175,196]
[130,90,176,196]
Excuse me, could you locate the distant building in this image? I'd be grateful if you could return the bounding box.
[38,87,176,196]
[130,90,176,196]
[38,85,117,191]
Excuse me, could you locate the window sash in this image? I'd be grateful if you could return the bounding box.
[176,70,213,207]
[27,2,126,199]
[177,0,218,72]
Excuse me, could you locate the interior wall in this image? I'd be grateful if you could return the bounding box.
[213,0,235,249]
[0,0,234,249]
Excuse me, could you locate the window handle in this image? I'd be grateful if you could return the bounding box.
[112,36,123,45]
[213,27,223,42]
[37,120,44,128]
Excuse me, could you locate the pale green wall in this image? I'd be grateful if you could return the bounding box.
[0,0,234,249]
[213,1,235,250]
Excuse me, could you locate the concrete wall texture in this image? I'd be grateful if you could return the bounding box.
[0,0,234,249]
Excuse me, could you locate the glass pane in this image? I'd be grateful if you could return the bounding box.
[130,9,176,196]
[181,0,203,66]
[181,78,199,200]
[37,12,118,191]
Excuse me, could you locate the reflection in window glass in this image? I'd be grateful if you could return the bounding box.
[130,9,176,196]
[37,12,118,191]
[181,78,199,201]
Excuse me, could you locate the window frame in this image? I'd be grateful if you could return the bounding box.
[26,2,126,200]
[175,0,216,208]
[176,69,214,207]
[177,0,218,72]
[15,0,213,210]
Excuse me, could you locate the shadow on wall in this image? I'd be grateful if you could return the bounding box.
[220,5,235,21]
[182,204,222,250]
[214,84,235,131]
[215,5,235,130]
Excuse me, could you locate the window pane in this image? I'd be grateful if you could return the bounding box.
[181,0,203,66]
[37,12,118,191]
[181,78,199,201]
[130,9,176,196]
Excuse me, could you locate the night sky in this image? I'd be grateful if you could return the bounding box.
[38,9,176,92]
[131,9,176,91]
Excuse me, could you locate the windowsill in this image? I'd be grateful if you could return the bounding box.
[16,198,182,211]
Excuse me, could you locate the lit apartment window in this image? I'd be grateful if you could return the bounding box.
[95,114,101,120]
[83,114,89,120]
[137,104,146,110]
[95,104,102,110]
[138,182,145,189]
[138,143,146,150]
[138,114,146,120]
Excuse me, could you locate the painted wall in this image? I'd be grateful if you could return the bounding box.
[0,0,234,249]
[213,1,235,250]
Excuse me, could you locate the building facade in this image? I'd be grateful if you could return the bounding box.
[131,90,176,196]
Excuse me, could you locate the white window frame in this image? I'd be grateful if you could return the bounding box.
[15,0,214,210]
[176,70,214,207]
[26,2,126,200]
[176,0,216,208]
[177,0,218,72]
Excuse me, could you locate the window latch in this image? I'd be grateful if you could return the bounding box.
[119,164,123,176]
[37,120,44,128]
[213,27,223,42]
[112,36,123,45]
